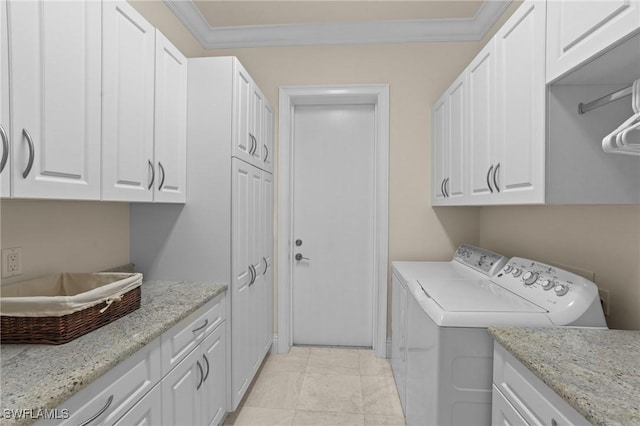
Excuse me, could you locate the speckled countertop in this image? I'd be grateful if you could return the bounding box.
[489,327,640,426]
[0,279,227,426]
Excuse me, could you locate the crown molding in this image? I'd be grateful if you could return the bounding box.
[164,0,512,49]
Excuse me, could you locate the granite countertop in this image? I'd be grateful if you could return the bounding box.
[489,327,640,426]
[0,279,227,426]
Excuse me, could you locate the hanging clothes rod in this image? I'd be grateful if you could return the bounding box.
[578,85,633,114]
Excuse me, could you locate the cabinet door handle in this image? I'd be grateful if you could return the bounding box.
[78,395,113,426]
[248,265,255,286]
[249,134,255,155]
[196,360,204,390]
[22,129,35,179]
[192,319,209,334]
[147,160,155,190]
[263,257,268,275]
[493,162,501,193]
[486,165,494,193]
[444,178,450,198]
[202,354,210,383]
[0,124,8,174]
[263,144,268,162]
[440,179,445,197]
[158,161,166,190]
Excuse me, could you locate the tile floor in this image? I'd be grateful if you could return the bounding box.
[224,347,406,426]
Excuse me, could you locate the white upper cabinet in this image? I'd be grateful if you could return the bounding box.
[154,30,187,203]
[493,0,546,204]
[234,62,254,165]
[1,0,10,198]
[431,73,467,205]
[8,0,101,200]
[547,0,640,83]
[251,86,264,166]
[431,95,447,205]
[263,102,274,173]
[467,39,496,204]
[102,0,155,202]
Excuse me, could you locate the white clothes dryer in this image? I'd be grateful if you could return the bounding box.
[393,251,607,426]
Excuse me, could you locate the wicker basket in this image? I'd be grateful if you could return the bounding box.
[1,273,142,345]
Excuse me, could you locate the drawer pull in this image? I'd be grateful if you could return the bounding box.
[192,319,209,334]
[202,354,210,383]
[79,395,113,426]
[196,360,204,390]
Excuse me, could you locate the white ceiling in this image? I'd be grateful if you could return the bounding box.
[164,0,512,49]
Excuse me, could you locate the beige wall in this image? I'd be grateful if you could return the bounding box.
[479,206,640,330]
[0,200,130,286]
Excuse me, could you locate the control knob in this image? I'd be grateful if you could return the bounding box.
[522,271,539,285]
[540,279,554,290]
[554,284,569,296]
[512,268,522,277]
[502,265,513,274]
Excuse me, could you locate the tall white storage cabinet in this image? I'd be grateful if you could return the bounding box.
[130,57,274,413]
[7,0,101,200]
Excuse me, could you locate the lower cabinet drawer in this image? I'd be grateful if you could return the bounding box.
[46,338,161,426]
[493,343,586,426]
[161,293,226,376]
[492,384,528,426]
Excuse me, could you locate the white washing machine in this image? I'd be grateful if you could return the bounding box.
[391,245,509,415]
[397,254,607,426]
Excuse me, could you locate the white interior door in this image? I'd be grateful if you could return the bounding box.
[292,104,375,347]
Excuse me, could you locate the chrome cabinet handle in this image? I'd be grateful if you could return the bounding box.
[486,165,494,193]
[248,265,256,286]
[263,257,268,275]
[158,162,165,190]
[440,179,445,197]
[196,360,204,390]
[444,178,450,198]
[263,144,268,162]
[493,162,500,193]
[78,395,114,426]
[192,319,209,334]
[22,129,35,179]
[0,124,8,174]
[147,160,155,190]
[202,354,210,383]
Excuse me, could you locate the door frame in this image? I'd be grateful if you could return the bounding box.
[277,84,389,357]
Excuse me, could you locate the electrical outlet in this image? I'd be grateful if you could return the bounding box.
[2,247,22,278]
[598,288,610,317]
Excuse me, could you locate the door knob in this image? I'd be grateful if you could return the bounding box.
[295,253,310,261]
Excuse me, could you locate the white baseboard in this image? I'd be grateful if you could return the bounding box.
[271,333,278,354]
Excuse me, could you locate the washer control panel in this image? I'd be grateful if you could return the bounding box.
[493,257,604,326]
[453,244,509,277]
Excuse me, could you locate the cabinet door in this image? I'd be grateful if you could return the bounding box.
[263,101,274,173]
[161,347,202,426]
[547,0,640,83]
[467,39,497,205]
[251,85,264,166]
[494,0,546,204]
[431,96,448,205]
[102,0,155,202]
[113,384,162,426]
[249,165,263,374]
[231,158,253,409]
[233,61,254,165]
[8,0,101,200]
[0,0,10,197]
[260,171,274,355]
[154,30,187,203]
[445,73,467,204]
[201,325,227,426]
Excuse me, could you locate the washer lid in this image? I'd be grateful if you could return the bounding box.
[417,279,547,313]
